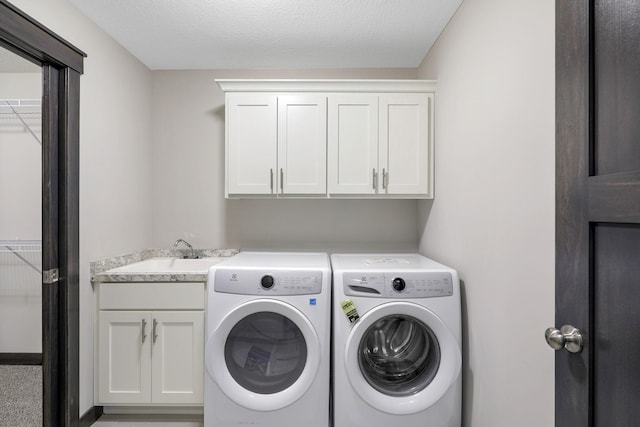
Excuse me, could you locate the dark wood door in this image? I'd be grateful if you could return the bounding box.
[556,1,640,425]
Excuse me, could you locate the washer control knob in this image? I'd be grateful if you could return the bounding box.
[261,275,275,289]
[392,277,406,292]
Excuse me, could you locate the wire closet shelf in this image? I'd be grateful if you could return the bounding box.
[0,240,42,296]
[0,98,41,145]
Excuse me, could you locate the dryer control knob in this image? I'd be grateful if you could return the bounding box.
[261,275,275,289]
[392,277,406,292]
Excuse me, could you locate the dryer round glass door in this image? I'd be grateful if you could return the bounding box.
[224,311,307,394]
[206,299,320,411]
[344,301,461,415]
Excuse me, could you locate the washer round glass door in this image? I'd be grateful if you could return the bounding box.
[345,302,461,415]
[206,299,320,411]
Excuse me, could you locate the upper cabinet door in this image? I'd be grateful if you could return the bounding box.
[226,94,277,195]
[328,94,379,195]
[277,95,327,195]
[379,93,432,196]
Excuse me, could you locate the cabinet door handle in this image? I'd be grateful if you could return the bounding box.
[141,318,147,343]
[270,169,274,193]
[382,169,388,190]
[372,169,378,190]
[152,318,158,344]
[280,168,284,193]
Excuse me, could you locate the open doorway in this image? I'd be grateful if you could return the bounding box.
[0,1,85,425]
[0,45,43,425]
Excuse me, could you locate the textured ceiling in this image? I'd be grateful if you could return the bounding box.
[68,0,463,70]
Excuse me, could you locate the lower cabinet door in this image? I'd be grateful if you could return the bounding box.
[98,311,152,404]
[151,311,204,404]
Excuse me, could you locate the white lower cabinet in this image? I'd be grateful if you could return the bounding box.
[151,311,204,404]
[98,311,152,404]
[96,282,204,407]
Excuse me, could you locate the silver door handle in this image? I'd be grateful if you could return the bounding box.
[152,318,158,344]
[372,169,378,190]
[280,168,284,193]
[382,168,388,190]
[270,169,274,193]
[545,325,583,353]
[141,318,147,343]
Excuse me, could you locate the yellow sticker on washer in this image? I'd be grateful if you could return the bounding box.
[341,299,360,324]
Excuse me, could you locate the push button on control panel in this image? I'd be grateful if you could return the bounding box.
[392,277,406,292]
[260,275,275,289]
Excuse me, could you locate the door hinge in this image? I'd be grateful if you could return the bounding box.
[43,268,60,284]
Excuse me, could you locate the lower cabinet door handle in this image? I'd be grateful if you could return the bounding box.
[141,318,147,343]
[152,318,158,344]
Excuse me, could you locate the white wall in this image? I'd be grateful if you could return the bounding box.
[417,1,555,426]
[151,69,421,253]
[9,0,155,416]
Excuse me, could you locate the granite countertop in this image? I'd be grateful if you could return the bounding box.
[91,248,239,283]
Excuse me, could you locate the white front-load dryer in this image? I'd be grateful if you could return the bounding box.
[205,252,331,427]
[331,254,462,427]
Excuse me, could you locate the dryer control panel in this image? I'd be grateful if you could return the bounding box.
[214,269,323,295]
[343,271,453,298]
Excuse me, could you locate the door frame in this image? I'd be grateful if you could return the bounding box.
[0,1,85,425]
[555,1,590,425]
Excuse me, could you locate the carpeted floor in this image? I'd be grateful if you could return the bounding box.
[0,365,42,426]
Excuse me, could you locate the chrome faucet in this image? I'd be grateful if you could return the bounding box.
[173,239,197,259]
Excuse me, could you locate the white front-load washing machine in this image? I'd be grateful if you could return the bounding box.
[205,252,331,427]
[331,254,462,427]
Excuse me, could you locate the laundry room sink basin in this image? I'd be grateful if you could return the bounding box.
[109,257,224,273]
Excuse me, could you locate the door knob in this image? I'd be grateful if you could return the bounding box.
[545,325,583,353]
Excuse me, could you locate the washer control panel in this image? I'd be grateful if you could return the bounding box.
[214,269,323,295]
[343,271,453,298]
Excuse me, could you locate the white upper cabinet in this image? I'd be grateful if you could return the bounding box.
[277,95,327,195]
[328,94,379,195]
[226,94,277,195]
[380,93,432,196]
[225,93,327,196]
[218,79,436,199]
